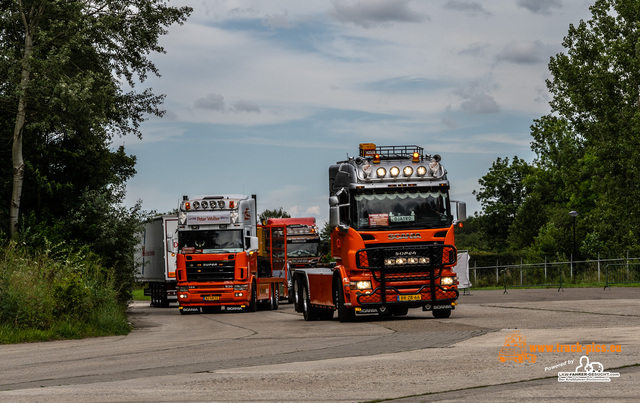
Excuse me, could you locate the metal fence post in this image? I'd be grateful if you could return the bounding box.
[520,257,523,285]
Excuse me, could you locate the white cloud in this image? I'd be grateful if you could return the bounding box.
[125,0,595,222]
[194,93,225,111]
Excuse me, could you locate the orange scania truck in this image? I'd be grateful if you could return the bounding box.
[292,143,466,322]
[174,194,283,314]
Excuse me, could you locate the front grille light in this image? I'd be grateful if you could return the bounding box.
[384,256,430,266]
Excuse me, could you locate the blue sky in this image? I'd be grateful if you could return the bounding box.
[122,0,594,224]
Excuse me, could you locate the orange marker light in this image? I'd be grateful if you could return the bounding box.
[412,152,420,162]
[373,153,381,164]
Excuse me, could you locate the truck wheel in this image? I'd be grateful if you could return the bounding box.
[432,309,451,319]
[293,277,302,312]
[160,287,170,308]
[287,285,294,304]
[270,284,279,310]
[247,281,257,312]
[150,283,158,307]
[334,277,355,323]
[302,282,319,321]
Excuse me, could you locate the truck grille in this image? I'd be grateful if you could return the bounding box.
[354,244,458,307]
[186,260,235,281]
[355,244,457,282]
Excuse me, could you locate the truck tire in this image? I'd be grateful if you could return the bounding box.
[334,277,355,323]
[293,277,302,312]
[247,281,257,312]
[270,284,279,310]
[432,309,451,319]
[287,285,294,304]
[301,281,319,321]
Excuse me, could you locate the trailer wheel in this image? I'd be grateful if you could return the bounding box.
[334,277,355,323]
[247,281,257,312]
[432,309,451,319]
[301,282,319,321]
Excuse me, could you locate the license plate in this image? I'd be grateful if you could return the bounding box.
[398,294,421,301]
[203,295,220,301]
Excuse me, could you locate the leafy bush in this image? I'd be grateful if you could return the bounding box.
[0,240,130,343]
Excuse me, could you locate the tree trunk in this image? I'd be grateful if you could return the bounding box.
[10,29,32,238]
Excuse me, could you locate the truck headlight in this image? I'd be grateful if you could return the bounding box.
[441,277,456,286]
[350,281,372,290]
[177,286,189,292]
[234,284,249,291]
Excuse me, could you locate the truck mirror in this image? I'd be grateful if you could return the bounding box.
[329,205,340,228]
[456,201,467,223]
[249,236,259,251]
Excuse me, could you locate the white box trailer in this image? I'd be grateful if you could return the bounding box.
[135,215,178,307]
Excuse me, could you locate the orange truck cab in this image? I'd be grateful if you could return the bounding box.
[174,194,282,314]
[292,144,466,322]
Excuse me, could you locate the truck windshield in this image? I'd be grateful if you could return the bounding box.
[178,229,244,253]
[287,240,319,257]
[352,189,452,230]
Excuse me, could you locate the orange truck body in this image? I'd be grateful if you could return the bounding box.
[258,217,321,301]
[174,194,283,314]
[292,144,466,321]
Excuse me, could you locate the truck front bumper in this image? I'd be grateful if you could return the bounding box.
[178,289,250,308]
[354,284,458,309]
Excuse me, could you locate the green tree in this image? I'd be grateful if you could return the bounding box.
[1,0,192,237]
[259,208,291,224]
[543,0,640,257]
[472,156,533,250]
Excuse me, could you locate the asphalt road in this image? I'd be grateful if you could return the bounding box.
[0,287,639,402]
